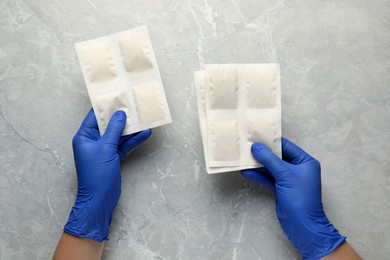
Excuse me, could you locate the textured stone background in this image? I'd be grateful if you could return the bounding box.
[1,0,389,259]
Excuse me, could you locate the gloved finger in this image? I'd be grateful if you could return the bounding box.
[282,137,314,164]
[254,166,272,176]
[119,133,138,146]
[102,110,127,146]
[251,142,286,180]
[241,168,275,191]
[118,129,152,158]
[76,109,100,140]
[79,109,98,130]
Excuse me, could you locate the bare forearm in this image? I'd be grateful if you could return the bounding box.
[322,241,361,260]
[53,232,104,260]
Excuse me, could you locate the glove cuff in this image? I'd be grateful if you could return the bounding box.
[64,194,112,242]
[312,234,346,259]
[299,220,346,260]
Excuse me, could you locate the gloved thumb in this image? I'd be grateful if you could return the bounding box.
[251,143,286,181]
[103,110,127,146]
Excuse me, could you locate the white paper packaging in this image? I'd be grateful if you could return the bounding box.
[195,63,282,174]
[75,26,172,136]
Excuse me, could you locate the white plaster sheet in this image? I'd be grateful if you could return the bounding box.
[75,26,172,136]
[195,63,282,174]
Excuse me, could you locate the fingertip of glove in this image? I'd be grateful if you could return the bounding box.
[144,128,152,136]
[251,142,267,154]
[112,110,126,121]
[241,170,253,180]
[137,129,152,140]
[240,169,264,185]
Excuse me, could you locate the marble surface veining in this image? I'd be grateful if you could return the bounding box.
[1,0,390,259]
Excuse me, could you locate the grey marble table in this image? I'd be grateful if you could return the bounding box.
[1,0,389,259]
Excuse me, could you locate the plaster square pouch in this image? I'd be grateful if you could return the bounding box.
[95,90,131,130]
[75,25,172,136]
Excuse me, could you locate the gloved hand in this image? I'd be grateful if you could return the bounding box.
[242,138,346,260]
[64,109,152,242]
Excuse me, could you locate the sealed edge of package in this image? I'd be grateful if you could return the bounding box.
[75,25,172,136]
[204,63,282,169]
[194,71,248,174]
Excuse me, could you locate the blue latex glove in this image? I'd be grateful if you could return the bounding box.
[64,109,152,242]
[242,138,346,260]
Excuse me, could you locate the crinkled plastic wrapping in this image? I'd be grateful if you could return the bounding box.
[75,26,172,136]
[194,63,282,174]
